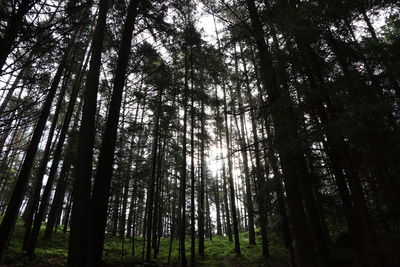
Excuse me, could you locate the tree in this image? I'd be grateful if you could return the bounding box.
[0,25,80,261]
[0,0,34,74]
[87,0,140,264]
[245,0,318,265]
[67,0,110,265]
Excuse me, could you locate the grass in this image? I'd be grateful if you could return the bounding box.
[3,221,291,266]
[5,219,400,266]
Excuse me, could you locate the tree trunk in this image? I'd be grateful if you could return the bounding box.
[190,76,196,265]
[239,41,270,255]
[212,15,232,242]
[43,49,89,239]
[24,65,72,256]
[214,179,222,236]
[0,53,31,114]
[233,45,256,245]
[86,1,139,264]
[177,22,190,266]
[198,100,205,257]
[63,192,73,234]
[222,79,241,256]
[145,86,163,262]
[67,0,110,265]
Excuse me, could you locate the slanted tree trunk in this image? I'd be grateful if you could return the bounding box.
[24,64,72,256]
[264,120,295,265]
[43,48,90,240]
[0,53,32,114]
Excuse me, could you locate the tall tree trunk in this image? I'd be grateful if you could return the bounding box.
[145,86,164,262]
[205,183,212,240]
[153,140,166,259]
[190,77,196,265]
[86,1,139,264]
[198,100,205,257]
[264,120,295,265]
[321,25,389,267]
[233,45,256,245]
[213,15,232,242]
[127,85,148,239]
[239,41,269,255]
[178,31,189,267]
[67,0,110,265]
[222,78,241,256]
[167,169,178,265]
[111,182,120,236]
[214,179,222,236]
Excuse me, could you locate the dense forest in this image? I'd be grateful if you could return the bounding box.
[0,0,400,266]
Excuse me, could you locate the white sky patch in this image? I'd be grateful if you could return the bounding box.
[352,8,392,40]
[198,12,217,43]
[208,143,227,177]
[197,2,223,45]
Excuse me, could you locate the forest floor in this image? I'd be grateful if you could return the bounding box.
[2,219,400,266]
[1,219,290,266]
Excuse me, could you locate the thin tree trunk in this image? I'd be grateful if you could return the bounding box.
[213,14,232,243]
[214,178,222,236]
[63,192,73,234]
[233,45,255,245]
[222,79,241,256]
[145,86,164,262]
[43,48,90,239]
[24,65,72,255]
[0,54,31,114]
[190,75,196,265]
[239,41,269,255]
[198,100,205,257]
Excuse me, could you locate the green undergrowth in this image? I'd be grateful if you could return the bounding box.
[3,220,290,266]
